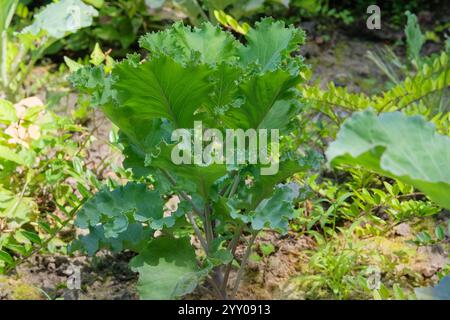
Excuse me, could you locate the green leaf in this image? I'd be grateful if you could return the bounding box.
[260,243,275,256]
[129,236,201,300]
[251,185,297,232]
[20,231,41,245]
[148,143,227,200]
[0,146,27,165]
[63,56,83,72]
[119,120,173,179]
[0,188,36,227]
[327,109,450,210]
[208,248,233,266]
[237,18,305,73]
[0,0,17,77]
[405,11,425,64]
[71,222,152,256]
[83,0,104,8]
[0,99,18,123]
[435,225,446,241]
[113,55,212,128]
[90,43,105,66]
[230,185,297,234]
[416,231,432,243]
[0,250,14,265]
[221,69,301,130]
[140,22,240,65]
[415,276,450,300]
[22,0,98,39]
[232,150,321,213]
[0,0,17,31]
[75,183,164,235]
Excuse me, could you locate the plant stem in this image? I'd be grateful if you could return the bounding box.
[221,224,244,293]
[186,207,209,254]
[228,174,240,198]
[160,169,203,216]
[204,204,214,246]
[160,169,209,253]
[231,231,258,300]
[206,276,225,299]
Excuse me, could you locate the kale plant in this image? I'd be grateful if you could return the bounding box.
[70,19,320,299]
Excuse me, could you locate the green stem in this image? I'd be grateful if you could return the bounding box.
[230,231,258,299]
[160,169,209,253]
[228,174,240,198]
[221,224,244,294]
[160,169,203,217]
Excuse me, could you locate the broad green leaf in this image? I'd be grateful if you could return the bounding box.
[119,120,173,179]
[129,236,201,300]
[70,222,153,256]
[221,69,301,130]
[260,243,275,256]
[230,185,297,234]
[252,185,297,232]
[327,109,450,210]
[0,187,36,228]
[204,63,242,115]
[247,150,321,207]
[72,183,191,255]
[237,18,305,73]
[0,250,14,265]
[415,276,450,300]
[21,0,98,39]
[75,183,164,235]
[148,143,227,199]
[113,55,212,128]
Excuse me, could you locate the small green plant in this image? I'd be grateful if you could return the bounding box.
[366,12,449,113]
[293,232,369,299]
[0,96,98,274]
[410,221,449,246]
